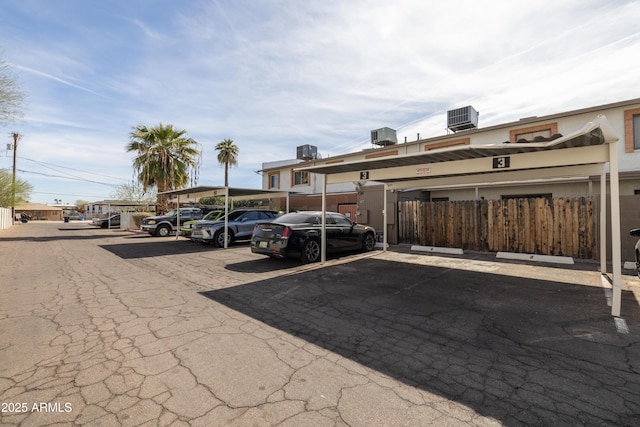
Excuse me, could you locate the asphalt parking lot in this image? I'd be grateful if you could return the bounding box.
[1,221,640,426]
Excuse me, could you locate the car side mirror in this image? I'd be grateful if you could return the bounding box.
[630,228,640,237]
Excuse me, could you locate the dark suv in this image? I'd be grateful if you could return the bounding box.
[141,208,204,237]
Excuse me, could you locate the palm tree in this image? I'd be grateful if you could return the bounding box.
[215,139,239,187]
[127,123,201,213]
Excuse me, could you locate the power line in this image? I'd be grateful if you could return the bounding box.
[16,168,119,186]
[30,190,111,199]
[18,156,130,183]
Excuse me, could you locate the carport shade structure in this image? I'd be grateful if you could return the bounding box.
[158,186,294,248]
[295,115,625,317]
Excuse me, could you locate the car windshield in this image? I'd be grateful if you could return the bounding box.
[161,209,197,217]
[203,211,223,220]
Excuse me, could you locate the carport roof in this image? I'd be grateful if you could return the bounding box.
[159,186,294,201]
[295,115,618,183]
[293,114,625,318]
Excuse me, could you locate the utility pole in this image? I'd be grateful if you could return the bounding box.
[11,132,19,222]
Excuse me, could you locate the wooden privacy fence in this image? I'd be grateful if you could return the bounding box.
[398,197,598,259]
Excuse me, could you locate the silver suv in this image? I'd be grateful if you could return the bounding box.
[191,209,280,247]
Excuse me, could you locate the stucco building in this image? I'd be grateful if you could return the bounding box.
[259,98,640,257]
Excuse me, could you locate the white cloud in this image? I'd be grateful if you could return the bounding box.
[13,64,105,97]
[0,0,639,202]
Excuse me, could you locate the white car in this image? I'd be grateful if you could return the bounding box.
[630,228,640,277]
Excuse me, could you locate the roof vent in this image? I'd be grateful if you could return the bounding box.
[370,127,397,146]
[296,144,318,160]
[447,106,478,132]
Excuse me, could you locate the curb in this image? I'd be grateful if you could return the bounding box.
[410,245,464,255]
[496,251,575,265]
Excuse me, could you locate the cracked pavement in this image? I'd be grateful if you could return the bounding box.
[1,221,640,426]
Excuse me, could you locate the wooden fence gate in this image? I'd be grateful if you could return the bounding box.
[398,197,598,259]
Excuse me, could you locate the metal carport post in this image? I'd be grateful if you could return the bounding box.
[321,175,327,263]
[224,186,229,248]
[607,137,622,316]
[297,115,624,317]
[175,194,181,240]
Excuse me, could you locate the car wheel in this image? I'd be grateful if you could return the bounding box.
[362,232,376,252]
[301,239,321,263]
[100,222,108,229]
[156,225,171,237]
[636,251,640,279]
[214,229,233,248]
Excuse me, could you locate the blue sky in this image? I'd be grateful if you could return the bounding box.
[1,0,639,204]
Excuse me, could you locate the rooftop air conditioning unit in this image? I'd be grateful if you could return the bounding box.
[370,127,397,146]
[296,144,318,160]
[447,106,478,132]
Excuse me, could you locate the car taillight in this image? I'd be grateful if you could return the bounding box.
[252,225,258,235]
[281,226,291,238]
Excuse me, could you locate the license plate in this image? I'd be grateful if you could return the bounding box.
[259,241,268,248]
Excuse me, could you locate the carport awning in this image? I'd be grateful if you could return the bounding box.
[292,114,625,318]
[159,186,294,202]
[158,186,296,247]
[295,115,619,185]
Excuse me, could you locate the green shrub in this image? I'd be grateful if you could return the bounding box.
[39,217,48,221]
[132,212,153,228]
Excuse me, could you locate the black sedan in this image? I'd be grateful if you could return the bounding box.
[250,211,377,263]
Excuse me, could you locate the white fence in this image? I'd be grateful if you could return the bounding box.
[120,212,135,230]
[0,207,12,230]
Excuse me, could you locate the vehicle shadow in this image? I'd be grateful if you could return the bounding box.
[226,257,306,273]
[226,250,366,273]
[100,239,214,259]
[0,227,130,242]
[200,257,640,425]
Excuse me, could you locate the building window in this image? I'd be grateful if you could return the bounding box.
[634,114,640,150]
[293,171,309,186]
[268,172,279,189]
[424,137,470,151]
[514,129,552,141]
[509,122,558,143]
[365,149,398,159]
[624,108,640,153]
